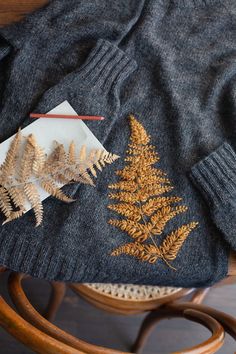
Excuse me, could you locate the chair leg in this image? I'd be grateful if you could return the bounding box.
[131,311,166,354]
[191,288,210,304]
[131,288,210,353]
[44,282,66,322]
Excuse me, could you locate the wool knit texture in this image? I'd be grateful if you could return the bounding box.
[0,0,235,287]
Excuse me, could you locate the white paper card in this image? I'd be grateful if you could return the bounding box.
[0,100,105,212]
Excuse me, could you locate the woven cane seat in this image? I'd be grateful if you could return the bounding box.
[84,283,182,301]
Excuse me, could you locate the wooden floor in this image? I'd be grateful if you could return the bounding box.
[0,272,235,354]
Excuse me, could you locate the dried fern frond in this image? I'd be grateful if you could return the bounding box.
[3,209,25,225]
[0,133,118,226]
[18,135,36,183]
[68,141,76,164]
[0,186,13,218]
[0,129,21,179]
[8,186,26,211]
[40,179,75,203]
[24,182,43,227]
[108,115,199,270]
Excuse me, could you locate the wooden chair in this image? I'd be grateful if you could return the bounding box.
[0,260,236,354]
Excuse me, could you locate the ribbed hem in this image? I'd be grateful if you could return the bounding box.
[0,231,84,281]
[189,142,236,206]
[75,39,137,91]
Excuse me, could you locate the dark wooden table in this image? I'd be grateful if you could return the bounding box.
[0,0,48,26]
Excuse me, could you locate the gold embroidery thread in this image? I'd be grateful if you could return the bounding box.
[108,115,198,269]
[0,130,119,226]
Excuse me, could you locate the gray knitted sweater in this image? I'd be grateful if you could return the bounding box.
[0,0,235,287]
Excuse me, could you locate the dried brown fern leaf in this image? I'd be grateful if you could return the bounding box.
[24,182,43,226]
[43,144,67,175]
[0,129,21,179]
[32,139,46,176]
[18,134,36,183]
[109,219,151,242]
[68,141,76,164]
[150,205,188,235]
[0,186,13,218]
[51,172,73,185]
[111,242,161,263]
[3,209,25,225]
[142,196,182,216]
[90,149,119,174]
[160,222,199,261]
[8,186,26,211]
[0,133,118,226]
[79,144,87,162]
[108,203,141,222]
[41,179,75,203]
[78,147,118,178]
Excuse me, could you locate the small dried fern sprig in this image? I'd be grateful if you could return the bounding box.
[0,130,119,226]
[107,115,199,269]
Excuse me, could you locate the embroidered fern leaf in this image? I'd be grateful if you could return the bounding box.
[160,222,199,261]
[142,196,182,216]
[109,181,137,192]
[111,242,162,264]
[109,219,151,242]
[0,133,118,226]
[149,205,188,235]
[108,115,199,270]
[108,203,141,221]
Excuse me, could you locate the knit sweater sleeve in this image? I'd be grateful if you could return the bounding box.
[0,0,142,141]
[189,142,236,250]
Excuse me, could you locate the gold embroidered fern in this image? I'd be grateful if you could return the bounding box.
[108,115,199,269]
[0,130,119,226]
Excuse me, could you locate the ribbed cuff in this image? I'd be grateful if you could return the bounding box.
[76,39,137,91]
[189,142,236,206]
